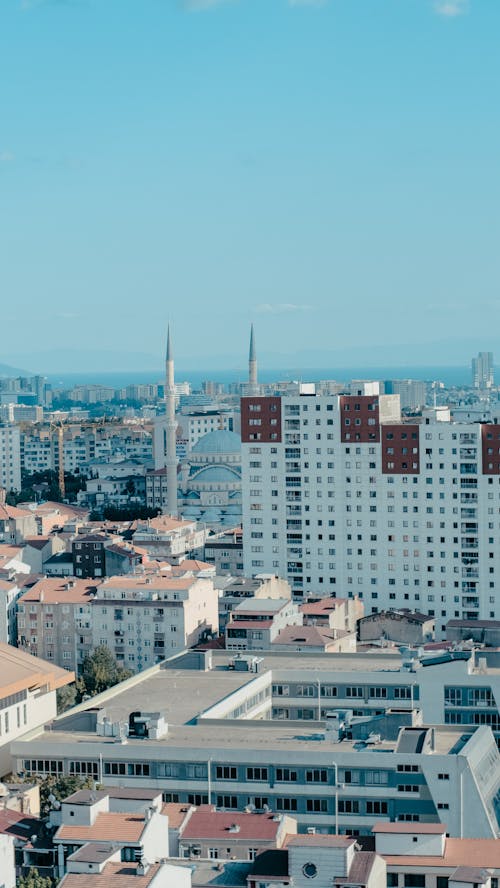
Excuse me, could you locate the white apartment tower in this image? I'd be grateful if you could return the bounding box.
[0,424,21,492]
[165,326,178,517]
[472,351,494,389]
[241,383,500,638]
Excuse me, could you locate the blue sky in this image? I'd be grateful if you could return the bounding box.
[1,0,499,372]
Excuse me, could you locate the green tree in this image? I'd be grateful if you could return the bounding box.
[56,684,77,714]
[79,645,132,698]
[38,774,95,816]
[17,867,55,888]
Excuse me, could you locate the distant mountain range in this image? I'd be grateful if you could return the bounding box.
[0,361,31,377]
[0,335,497,376]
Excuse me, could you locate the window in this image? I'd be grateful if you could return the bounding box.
[247,767,268,781]
[276,768,297,782]
[366,800,388,814]
[306,769,328,783]
[217,767,237,783]
[404,877,425,888]
[306,798,328,812]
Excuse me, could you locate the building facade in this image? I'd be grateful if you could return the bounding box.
[241,386,500,636]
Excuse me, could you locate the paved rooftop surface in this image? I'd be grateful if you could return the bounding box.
[13,650,474,756]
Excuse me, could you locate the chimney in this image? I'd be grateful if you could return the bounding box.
[0,488,6,506]
[136,856,150,876]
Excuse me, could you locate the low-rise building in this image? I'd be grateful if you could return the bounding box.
[12,649,500,838]
[133,516,208,564]
[358,610,435,645]
[374,822,500,888]
[52,788,169,879]
[0,641,72,775]
[225,598,302,651]
[217,574,291,631]
[300,596,364,635]
[177,805,296,861]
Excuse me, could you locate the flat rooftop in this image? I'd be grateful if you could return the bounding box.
[12,650,474,756]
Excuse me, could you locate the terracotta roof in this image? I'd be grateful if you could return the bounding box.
[383,839,500,870]
[0,641,73,695]
[19,577,99,604]
[172,559,214,572]
[22,537,52,550]
[373,823,446,834]
[272,626,346,647]
[100,575,196,591]
[181,808,282,842]
[341,851,378,886]
[300,597,347,614]
[60,862,162,888]
[0,810,43,841]
[55,813,147,844]
[0,504,33,519]
[67,843,118,864]
[161,802,193,829]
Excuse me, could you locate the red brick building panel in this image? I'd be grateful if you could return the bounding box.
[339,396,380,444]
[241,397,282,444]
[481,424,500,475]
[381,424,420,474]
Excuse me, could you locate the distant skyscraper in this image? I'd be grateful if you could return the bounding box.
[165,325,178,517]
[472,352,494,389]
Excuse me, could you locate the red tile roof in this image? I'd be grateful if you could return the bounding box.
[181,808,282,842]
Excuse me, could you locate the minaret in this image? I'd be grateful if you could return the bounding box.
[248,324,259,395]
[165,325,178,517]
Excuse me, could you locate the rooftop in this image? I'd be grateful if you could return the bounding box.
[55,812,148,844]
[383,838,500,870]
[181,807,284,842]
[19,577,99,604]
[11,650,470,755]
[60,862,163,888]
[0,641,73,696]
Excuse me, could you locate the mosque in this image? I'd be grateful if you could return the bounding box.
[148,327,258,527]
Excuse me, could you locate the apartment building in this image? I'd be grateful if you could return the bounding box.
[90,574,219,671]
[241,385,500,636]
[17,578,97,673]
[132,516,208,563]
[225,598,302,651]
[11,649,500,838]
[0,425,21,493]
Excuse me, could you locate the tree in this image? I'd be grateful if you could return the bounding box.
[17,869,55,888]
[39,774,95,815]
[79,645,132,698]
[56,684,77,714]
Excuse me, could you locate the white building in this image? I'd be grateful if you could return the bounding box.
[472,352,494,390]
[0,425,21,493]
[90,574,219,671]
[11,648,500,838]
[241,385,500,637]
[0,641,73,776]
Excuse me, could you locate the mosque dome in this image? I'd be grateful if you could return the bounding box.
[192,466,240,484]
[191,430,241,455]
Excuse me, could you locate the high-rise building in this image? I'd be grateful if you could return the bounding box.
[472,352,494,389]
[241,383,500,637]
[0,424,21,492]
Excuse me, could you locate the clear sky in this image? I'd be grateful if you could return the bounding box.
[1,0,499,372]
